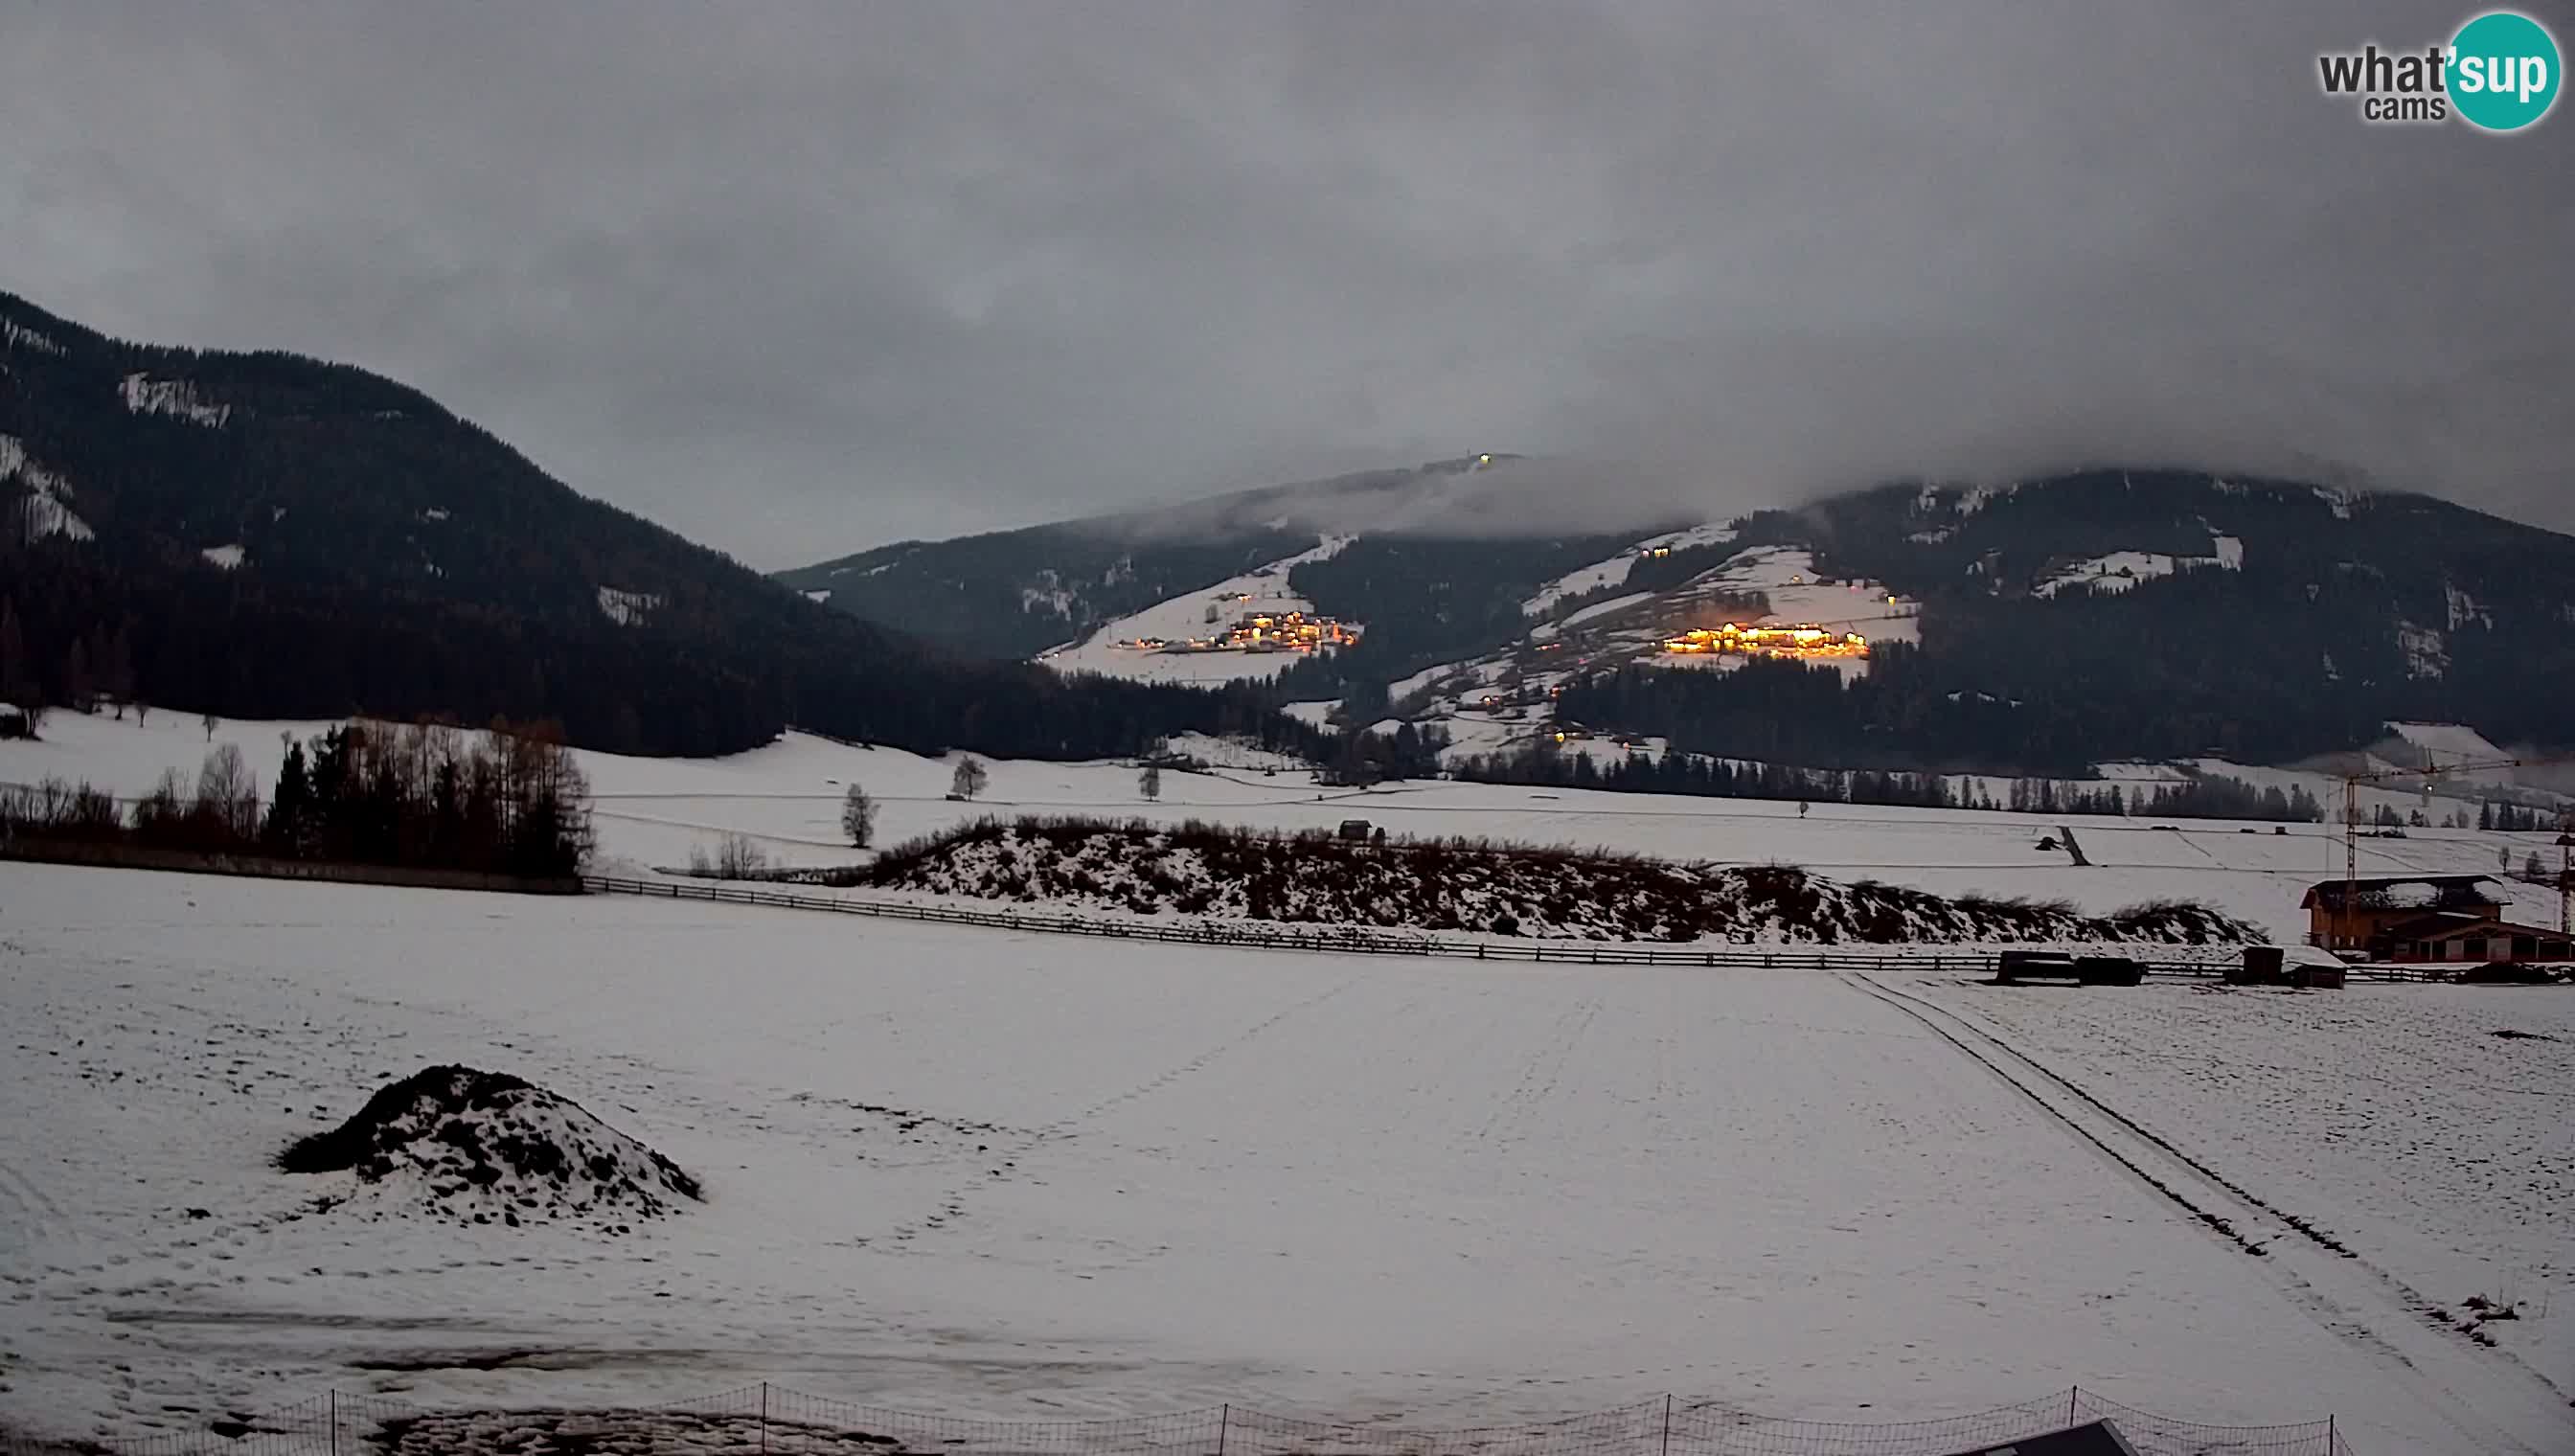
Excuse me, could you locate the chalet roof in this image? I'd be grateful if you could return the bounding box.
[2299,874,2508,913]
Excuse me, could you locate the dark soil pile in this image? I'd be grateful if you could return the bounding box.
[280,1065,701,1233]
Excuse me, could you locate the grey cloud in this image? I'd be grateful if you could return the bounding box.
[3,2,2569,566]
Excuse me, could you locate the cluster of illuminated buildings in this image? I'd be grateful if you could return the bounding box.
[1660,622,1870,661]
[1117,608,1361,656]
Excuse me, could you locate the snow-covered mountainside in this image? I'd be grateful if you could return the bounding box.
[1037,535,1360,685]
[6,288,1310,766]
[775,455,1564,660]
[0,431,95,541]
[2032,542,2242,598]
[863,817,2259,944]
[782,461,2575,776]
[119,372,232,427]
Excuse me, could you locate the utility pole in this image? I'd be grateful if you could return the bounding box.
[2341,777,2359,948]
[2336,750,2527,950]
[2557,817,2572,936]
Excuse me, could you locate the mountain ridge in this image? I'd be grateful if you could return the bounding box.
[778,461,2575,775]
[0,289,1310,762]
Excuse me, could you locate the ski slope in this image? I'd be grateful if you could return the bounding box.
[1035,536,1356,686]
[3,863,2570,1453]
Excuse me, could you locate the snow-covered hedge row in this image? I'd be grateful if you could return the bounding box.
[861,816,2258,944]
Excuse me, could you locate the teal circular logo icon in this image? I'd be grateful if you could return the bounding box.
[2450,11,2561,131]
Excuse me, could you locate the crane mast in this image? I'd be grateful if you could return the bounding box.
[2333,753,2520,951]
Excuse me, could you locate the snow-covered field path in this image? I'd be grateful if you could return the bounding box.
[5,865,2570,1453]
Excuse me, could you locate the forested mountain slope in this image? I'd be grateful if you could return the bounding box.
[0,291,1304,760]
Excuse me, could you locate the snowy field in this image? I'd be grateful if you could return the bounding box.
[9,712,2568,944]
[0,866,2569,1454]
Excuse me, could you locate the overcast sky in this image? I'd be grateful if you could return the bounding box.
[6,3,2571,566]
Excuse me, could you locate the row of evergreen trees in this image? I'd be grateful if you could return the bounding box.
[2,718,593,876]
[1447,740,2329,823]
[2483,800,2556,832]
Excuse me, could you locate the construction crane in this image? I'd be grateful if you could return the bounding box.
[2559,825,2575,936]
[2329,753,2520,950]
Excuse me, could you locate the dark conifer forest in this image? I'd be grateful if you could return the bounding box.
[0,292,1319,761]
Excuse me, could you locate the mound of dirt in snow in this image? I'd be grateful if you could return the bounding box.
[279,1066,701,1233]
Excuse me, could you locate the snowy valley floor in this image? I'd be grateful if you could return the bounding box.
[1,864,2570,1455]
[8,712,2572,945]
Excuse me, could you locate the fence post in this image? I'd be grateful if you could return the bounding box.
[2066,1385,2078,1427]
[330,1390,338,1456]
[760,1381,769,1454]
[2327,1413,2336,1452]
[1659,1394,1672,1456]
[1218,1402,1230,1456]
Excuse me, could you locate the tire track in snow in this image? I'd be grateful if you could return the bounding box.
[1880,976,2575,1405]
[0,1152,72,1235]
[879,972,1367,1247]
[1471,996,1599,1151]
[1842,974,2571,1453]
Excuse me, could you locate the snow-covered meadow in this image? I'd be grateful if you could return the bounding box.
[8,710,2567,944]
[4,862,2571,1456]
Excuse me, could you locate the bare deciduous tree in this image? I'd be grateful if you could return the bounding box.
[134,767,191,837]
[201,711,219,742]
[840,783,878,848]
[195,743,261,841]
[690,832,770,879]
[950,756,990,802]
[1139,762,1162,802]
